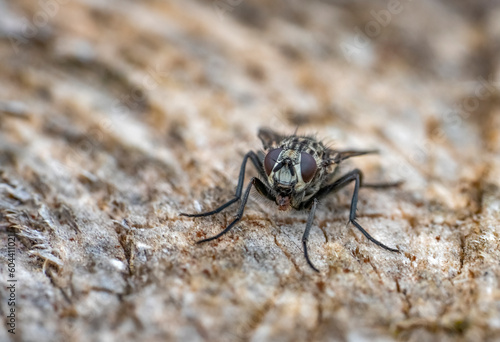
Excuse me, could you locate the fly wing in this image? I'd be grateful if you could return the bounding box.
[323,149,378,166]
[258,127,283,150]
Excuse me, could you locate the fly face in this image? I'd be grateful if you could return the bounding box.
[264,148,317,189]
[262,135,324,211]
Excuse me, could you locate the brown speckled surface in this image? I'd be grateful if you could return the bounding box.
[0,0,500,341]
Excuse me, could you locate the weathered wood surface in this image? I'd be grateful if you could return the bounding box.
[1,0,499,341]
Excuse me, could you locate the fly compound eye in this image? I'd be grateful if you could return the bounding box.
[264,148,283,176]
[300,152,317,183]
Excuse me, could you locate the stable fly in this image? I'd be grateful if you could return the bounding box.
[181,128,400,272]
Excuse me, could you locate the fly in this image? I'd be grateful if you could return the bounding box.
[180,128,401,272]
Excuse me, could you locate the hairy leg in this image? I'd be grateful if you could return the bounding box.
[304,169,399,253]
[302,198,320,272]
[196,177,267,243]
[180,151,264,217]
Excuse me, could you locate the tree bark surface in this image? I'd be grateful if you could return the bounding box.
[0,1,499,341]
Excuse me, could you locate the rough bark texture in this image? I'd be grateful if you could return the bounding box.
[1,0,500,341]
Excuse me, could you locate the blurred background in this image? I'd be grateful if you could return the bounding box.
[1,0,499,341]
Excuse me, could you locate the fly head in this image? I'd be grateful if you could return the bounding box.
[262,139,323,210]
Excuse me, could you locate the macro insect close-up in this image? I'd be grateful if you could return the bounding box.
[181,127,401,272]
[2,0,499,340]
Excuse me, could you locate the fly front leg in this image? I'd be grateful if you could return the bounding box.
[346,170,399,252]
[196,177,265,243]
[302,198,320,272]
[304,169,399,253]
[180,151,264,218]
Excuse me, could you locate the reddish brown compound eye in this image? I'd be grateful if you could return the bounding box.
[264,148,283,176]
[300,152,317,183]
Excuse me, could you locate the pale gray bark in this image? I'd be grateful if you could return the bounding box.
[0,1,499,341]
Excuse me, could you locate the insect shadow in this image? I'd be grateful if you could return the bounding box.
[180,127,402,272]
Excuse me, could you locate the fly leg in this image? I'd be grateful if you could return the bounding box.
[303,169,399,254]
[196,178,268,243]
[180,151,265,217]
[302,198,320,272]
